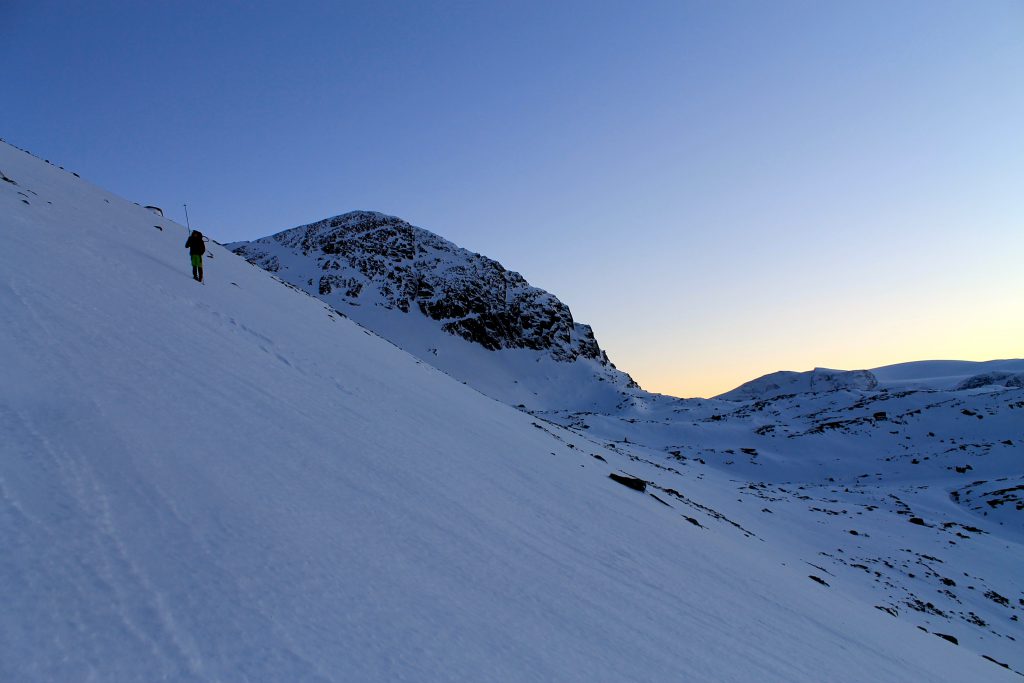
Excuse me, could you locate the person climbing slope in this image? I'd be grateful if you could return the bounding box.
[185,230,206,282]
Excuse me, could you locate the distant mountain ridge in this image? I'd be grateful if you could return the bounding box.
[716,359,1024,401]
[229,211,639,410]
[870,359,1024,390]
[715,367,879,402]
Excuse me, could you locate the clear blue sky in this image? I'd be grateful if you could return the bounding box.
[3,0,1022,396]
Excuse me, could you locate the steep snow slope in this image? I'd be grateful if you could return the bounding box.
[1,142,1016,681]
[228,212,639,412]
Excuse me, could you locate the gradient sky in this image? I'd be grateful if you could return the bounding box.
[3,0,1022,397]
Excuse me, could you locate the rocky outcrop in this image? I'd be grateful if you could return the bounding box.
[608,473,647,492]
[955,372,1024,391]
[230,211,628,371]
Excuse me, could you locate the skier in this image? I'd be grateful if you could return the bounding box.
[185,230,206,282]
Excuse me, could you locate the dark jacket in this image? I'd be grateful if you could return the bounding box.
[185,232,206,256]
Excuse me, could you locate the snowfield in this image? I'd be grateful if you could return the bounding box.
[0,140,1020,681]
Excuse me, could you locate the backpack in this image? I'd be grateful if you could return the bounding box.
[188,231,206,255]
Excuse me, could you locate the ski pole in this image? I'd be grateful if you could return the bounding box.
[184,203,191,231]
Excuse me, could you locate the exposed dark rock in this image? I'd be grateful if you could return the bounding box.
[981,655,1010,670]
[808,575,830,587]
[984,590,1010,607]
[956,372,1024,390]
[906,598,948,617]
[965,612,987,626]
[608,473,646,492]
[934,633,958,645]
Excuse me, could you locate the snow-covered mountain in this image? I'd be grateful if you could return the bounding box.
[227,203,1024,676]
[870,359,1024,391]
[714,360,1024,402]
[716,367,881,401]
[228,212,639,411]
[2,139,1021,681]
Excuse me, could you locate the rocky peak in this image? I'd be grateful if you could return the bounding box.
[230,211,628,373]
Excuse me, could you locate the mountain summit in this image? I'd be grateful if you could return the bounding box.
[229,211,639,410]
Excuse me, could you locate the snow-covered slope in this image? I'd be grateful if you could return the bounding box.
[2,142,1017,681]
[870,359,1024,391]
[716,367,880,401]
[541,381,1024,673]
[228,212,639,412]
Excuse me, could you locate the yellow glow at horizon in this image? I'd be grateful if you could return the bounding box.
[618,294,1023,399]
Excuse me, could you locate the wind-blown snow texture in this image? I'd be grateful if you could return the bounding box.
[1,140,1020,681]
